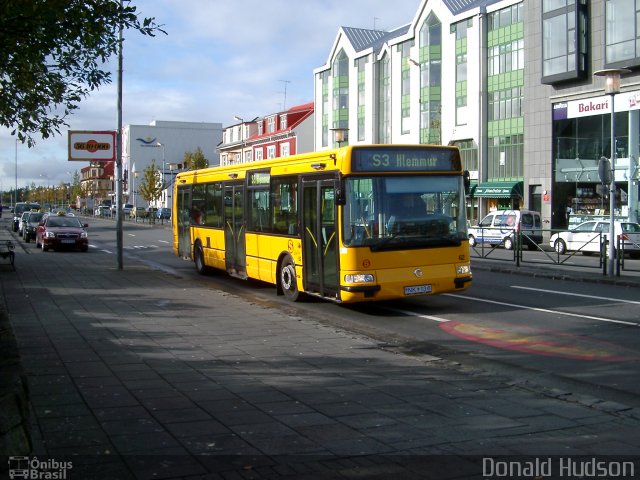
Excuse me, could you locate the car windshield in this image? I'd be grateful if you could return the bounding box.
[47,217,82,228]
[342,175,467,250]
[29,213,44,223]
[622,223,640,233]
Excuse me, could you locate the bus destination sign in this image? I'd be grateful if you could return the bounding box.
[352,148,460,172]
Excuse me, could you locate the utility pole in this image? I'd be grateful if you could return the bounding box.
[280,80,290,111]
[115,0,124,269]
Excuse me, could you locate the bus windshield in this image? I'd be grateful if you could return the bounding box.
[342,175,468,250]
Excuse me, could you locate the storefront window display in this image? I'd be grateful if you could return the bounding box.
[552,92,640,229]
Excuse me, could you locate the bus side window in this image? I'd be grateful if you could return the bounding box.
[272,176,298,235]
[248,189,269,232]
[191,184,206,225]
[205,183,223,228]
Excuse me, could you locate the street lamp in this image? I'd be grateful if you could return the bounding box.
[594,67,630,276]
[330,127,349,147]
[234,115,244,164]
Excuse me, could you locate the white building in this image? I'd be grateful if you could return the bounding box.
[314,0,522,224]
[122,120,222,207]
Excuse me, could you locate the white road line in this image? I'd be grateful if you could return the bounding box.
[127,233,136,237]
[158,240,170,244]
[511,285,640,306]
[444,293,640,327]
[385,307,450,323]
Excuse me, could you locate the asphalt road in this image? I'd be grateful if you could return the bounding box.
[41,216,640,410]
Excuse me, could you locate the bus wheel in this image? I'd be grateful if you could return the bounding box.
[194,242,208,275]
[279,256,299,301]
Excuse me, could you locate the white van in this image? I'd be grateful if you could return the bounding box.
[468,210,542,250]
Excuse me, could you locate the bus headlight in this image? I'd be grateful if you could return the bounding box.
[457,265,471,275]
[344,274,375,283]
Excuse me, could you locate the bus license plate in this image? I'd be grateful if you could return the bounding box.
[404,284,432,295]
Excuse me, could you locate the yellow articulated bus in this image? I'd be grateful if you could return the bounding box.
[173,144,472,303]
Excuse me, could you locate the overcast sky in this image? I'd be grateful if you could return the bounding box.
[0,0,419,192]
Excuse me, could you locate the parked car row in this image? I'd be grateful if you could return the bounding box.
[16,210,89,252]
[97,203,135,216]
[467,209,640,258]
[130,206,171,220]
[95,204,170,220]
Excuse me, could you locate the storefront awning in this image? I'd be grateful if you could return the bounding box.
[473,181,523,198]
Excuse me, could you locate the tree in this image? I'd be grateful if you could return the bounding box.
[138,159,163,206]
[70,171,82,206]
[183,147,209,170]
[0,1,165,146]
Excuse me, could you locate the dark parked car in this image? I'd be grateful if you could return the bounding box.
[36,213,89,252]
[12,202,40,232]
[22,212,45,243]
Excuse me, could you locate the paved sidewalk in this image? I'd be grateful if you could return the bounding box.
[1,225,640,479]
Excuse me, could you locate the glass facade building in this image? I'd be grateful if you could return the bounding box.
[314,0,640,231]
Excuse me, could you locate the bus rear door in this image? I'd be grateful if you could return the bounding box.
[176,186,191,258]
[302,176,339,300]
[224,183,246,278]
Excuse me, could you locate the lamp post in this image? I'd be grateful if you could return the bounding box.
[131,167,137,206]
[167,163,179,208]
[330,127,349,147]
[234,115,244,164]
[155,142,166,207]
[594,67,630,276]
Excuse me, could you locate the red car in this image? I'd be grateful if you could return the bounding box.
[36,213,89,252]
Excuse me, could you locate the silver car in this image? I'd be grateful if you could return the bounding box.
[550,221,640,258]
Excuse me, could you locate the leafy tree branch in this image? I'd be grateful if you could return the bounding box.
[0,0,166,146]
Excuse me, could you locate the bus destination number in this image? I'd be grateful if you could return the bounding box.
[370,153,442,169]
[353,149,457,172]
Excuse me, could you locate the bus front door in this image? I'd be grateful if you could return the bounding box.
[177,186,191,259]
[224,183,246,278]
[302,177,339,300]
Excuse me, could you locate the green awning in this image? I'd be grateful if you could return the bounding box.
[473,181,523,198]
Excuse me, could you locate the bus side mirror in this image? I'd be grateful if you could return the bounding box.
[463,170,471,195]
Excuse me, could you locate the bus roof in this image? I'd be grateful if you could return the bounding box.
[175,144,462,184]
